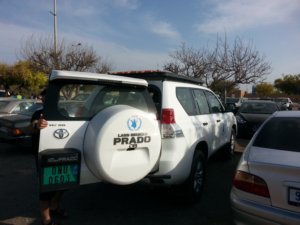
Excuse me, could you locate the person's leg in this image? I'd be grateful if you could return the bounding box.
[40,192,57,224]
[49,191,62,210]
[40,200,51,225]
[50,191,68,218]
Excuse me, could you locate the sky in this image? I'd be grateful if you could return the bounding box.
[1,0,300,91]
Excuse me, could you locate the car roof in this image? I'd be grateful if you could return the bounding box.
[50,70,148,87]
[273,110,300,118]
[243,99,275,104]
[109,70,204,85]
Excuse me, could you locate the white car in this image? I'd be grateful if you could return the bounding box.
[231,110,300,224]
[39,70,237,202]
[111,70,237,200]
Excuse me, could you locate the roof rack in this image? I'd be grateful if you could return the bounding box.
[108,70,203,85]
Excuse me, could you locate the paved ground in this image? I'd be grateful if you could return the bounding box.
[0,139,249,225]
[235,138,249,152]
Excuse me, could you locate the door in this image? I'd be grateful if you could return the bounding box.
[204,91,226,150]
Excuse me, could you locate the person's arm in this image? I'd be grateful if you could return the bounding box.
[31,113,48,132]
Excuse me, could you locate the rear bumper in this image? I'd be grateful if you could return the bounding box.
[230,189,300,225]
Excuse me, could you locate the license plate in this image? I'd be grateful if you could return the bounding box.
[42,164,79,186]
[288,187,300,206]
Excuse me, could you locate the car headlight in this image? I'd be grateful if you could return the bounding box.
[235,115,247,124]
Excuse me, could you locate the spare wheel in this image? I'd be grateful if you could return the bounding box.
[84,105,161,185]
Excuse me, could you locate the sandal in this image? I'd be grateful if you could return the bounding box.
[50,208,68,218]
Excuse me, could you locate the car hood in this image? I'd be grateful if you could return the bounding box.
[248,146,300,168]
[0,114,31,123]
[238,112,271,123]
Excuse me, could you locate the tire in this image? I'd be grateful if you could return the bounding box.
[83,105,161,185]
[222,129,236,160]
[181,150,206,203]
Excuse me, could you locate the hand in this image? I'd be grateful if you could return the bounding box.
[37,114,48,129]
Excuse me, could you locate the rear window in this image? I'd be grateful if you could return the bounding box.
[240,102,278,114]
[45,81,156,120]
[253,117,300,152]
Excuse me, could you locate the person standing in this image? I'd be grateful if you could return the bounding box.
[31,90,67,225]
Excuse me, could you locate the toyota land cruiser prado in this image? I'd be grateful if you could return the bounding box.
[39,70,237,202]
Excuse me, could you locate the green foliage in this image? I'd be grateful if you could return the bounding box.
[274,74,300,95]
[256,82,275,97]
[0,61,48,97]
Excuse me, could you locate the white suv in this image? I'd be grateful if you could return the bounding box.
[39,70,237,202]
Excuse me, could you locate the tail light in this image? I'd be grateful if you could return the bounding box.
[233,170,270,198]
[161,108,175,124]
[161,108,183,139]
[11,128,23,136]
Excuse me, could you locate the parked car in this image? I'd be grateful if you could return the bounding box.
[37,70,237,203]
[0,90,6,97]
[0,102,43,145]
[273,97,293,110]
[235,100,279,138]
[225,97,248,107]
[0,98,39,117]
[231,110,300,225]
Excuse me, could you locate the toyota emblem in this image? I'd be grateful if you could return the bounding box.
[53,129,69,139]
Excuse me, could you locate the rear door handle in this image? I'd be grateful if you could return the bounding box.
[216,120,221,123]
[203,122,208,126]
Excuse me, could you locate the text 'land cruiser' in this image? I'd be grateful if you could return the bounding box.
[39,70,237,203]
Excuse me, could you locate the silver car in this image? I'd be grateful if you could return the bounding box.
[231,110,300,225]
[0,98,40,117]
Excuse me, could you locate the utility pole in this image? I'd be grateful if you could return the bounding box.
[50,0,58,68]
[53,0,57,55]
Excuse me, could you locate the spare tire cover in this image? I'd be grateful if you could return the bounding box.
[84,105,161,185]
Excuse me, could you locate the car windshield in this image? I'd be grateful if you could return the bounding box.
[239,102,278,114]
[19,103,43,116]
[253,117,300,152]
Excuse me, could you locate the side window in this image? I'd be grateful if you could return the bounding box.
[176,87,198,115]
[148,85,161,113]
[193,89,210,115]
[205,91,223,113]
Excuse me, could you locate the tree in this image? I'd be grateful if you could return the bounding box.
[274,74,300,95]
[163,35,272,91]
[255,82,275,97]
[0,61,48,97]
[20,36,113,75]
